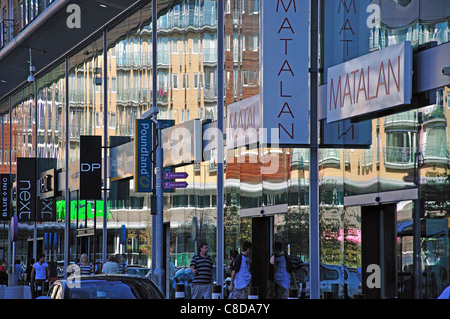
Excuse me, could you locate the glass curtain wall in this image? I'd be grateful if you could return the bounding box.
[319,0,450,298]
[106,4,153,267]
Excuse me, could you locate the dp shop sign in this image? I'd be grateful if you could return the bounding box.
[261,0,309,145]
[327,41,413,123]
[80,136,102,200]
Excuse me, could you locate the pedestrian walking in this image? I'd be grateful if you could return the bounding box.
[269,242,298,299]
[226,249,239,278]
[228,241,252,299]
[78,253,94,276]
[102,255,118,274]
[31,254,49,297]
[190,242,213,299]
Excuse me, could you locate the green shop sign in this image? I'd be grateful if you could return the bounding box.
[56,200,110,220]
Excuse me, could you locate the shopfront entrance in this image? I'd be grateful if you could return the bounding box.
[361,204,397,299]
[240,204,288,299]
[251,216,273,299]
[346,189,419,299]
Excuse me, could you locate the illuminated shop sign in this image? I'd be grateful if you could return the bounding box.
[261,0,309,145]
[327,41,413,123]
[56,199,110,220]
[135,119,152,193]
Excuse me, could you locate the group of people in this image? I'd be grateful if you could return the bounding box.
[189,241,307,299]
[1,253,128,297]
[68,253,128,275]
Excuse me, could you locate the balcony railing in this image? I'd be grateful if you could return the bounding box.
[384,146,415,168]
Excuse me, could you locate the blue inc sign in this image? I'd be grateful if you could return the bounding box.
[135,119,153,192]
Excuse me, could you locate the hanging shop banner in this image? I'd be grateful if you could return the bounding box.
[321,0,372,147]
[327,41,413,123]
[161,119,202,167]
[38,198,56,222]
[38,168,57,222]
[17,157,37,222]
[0,174,11,221]
[227,95,261,150]
[323,0,372,79]
[135,119,153,193]
[80,135,102,200]
[261,0,310,146]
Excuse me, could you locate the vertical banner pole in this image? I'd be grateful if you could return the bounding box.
[216,0,224,298]
[309,0,320,300]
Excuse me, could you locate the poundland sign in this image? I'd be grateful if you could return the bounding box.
[135,119,152,193]
[261,0,309,145]
[327,41,412,123]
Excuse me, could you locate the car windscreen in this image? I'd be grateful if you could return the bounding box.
[68,281,136,299]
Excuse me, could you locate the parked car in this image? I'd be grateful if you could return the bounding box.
[301,263,361,298]
[126,265,151,277]
[37,274,165,299]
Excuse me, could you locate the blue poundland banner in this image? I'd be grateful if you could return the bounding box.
[135,119,153,192]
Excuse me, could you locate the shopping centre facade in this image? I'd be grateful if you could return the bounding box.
[0,0,449,298]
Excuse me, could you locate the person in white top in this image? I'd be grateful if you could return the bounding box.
[31,254,49,297]
[102,255,118,274]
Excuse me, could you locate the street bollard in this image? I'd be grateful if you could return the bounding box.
[175,283,185,299]
[288,288,299,299]
[248,286,259,299]
[212,284,222,299]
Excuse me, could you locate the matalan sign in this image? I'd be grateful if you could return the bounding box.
[261,0,309,145]
[327,41,413,123]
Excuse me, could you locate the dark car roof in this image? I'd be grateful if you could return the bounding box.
[53,274,165,299]
[65,274,160,286]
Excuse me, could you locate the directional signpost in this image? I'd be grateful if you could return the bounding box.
[163,181,188,189]
[163,172,189,190]
[163,172,188,180]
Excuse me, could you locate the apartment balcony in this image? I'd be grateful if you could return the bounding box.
[384,146,415,169]
[0,20,14,49]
